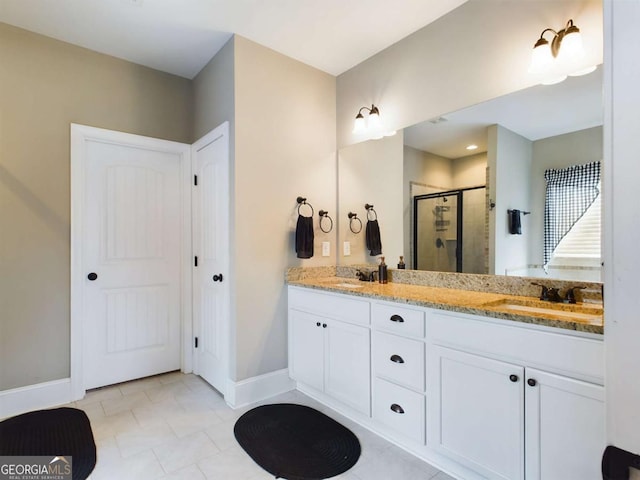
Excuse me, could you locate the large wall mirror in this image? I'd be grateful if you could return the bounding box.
[337,68,603,282]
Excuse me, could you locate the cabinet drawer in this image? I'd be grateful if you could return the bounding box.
[373,332,425,391]
[288,287,370,326]
[372,303,425,338]
[428,311,604,383]
[373,377,425,444]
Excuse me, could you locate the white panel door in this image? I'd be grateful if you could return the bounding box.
[192,123,229,395]
[427,345,525,480]
[525,368,605,480]
[83,137,185,389]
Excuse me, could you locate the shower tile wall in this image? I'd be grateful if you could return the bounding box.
[462,188,486,274]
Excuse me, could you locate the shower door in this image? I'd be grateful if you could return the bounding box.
[413,186,486,273]
[414,192,460,272]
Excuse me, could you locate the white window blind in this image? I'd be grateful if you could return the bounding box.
[551,187,601,264]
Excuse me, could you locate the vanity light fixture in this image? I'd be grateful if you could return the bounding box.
[528,19,596,85]
[353,104,395,138]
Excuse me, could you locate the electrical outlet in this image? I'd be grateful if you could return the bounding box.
[343,241,351,256]
[322,242,330,257]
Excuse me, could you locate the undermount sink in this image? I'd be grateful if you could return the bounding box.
[482,298,603,323]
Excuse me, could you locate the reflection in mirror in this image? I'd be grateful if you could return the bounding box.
[338,68,603,282]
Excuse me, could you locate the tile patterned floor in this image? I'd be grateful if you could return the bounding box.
[62,372,455,480]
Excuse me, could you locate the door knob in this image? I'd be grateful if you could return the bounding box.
[213,274,223,282]
[87,272,98,281]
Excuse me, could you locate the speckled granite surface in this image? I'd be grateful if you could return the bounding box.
[286,268,604,335]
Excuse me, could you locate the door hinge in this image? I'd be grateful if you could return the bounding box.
[194,256,198,267]
[194,337,198,348]
[194,175,198,186]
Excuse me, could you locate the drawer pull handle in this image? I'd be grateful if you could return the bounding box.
[390,314,404,323]
[390,403,405,414]
[390,354,405,364]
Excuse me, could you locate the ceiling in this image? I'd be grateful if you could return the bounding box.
[0,0,467,79]
[403,67,603,159]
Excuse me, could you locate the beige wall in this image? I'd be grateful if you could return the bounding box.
[488,125,532,276]
[232,37,336,380]
[336,0,603,148]
[452,152,487,188]
[338,134,404,266]
[0,23,193,391]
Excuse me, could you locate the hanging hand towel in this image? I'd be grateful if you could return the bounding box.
[509,209,522,235]
[365,219,383,256]
[295,215,314,259]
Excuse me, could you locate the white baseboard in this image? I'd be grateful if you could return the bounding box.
[226,368,295,409]
[0,378,73,419]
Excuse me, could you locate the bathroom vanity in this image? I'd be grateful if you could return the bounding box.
[287,273,604,480]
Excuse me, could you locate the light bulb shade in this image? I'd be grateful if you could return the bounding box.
[367,110,382,132]
[529,38,553,74]
[352,113,366,134]
[557,26,585,64]
[569,65,597,77]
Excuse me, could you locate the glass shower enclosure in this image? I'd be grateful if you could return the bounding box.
[413,186,486,273]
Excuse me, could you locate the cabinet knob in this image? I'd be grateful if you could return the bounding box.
[390,403,405,414]
[509,374,519,383]
[87,272,98,281]
[390,354,405,364]
[390,314,404,323]
[322,323,327,328]
[316,322,321,327]
[213,273,223,282]
[527,378,537,387]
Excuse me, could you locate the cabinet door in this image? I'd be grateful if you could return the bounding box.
[525,368,605,480]
[324,319,371,415]
[289,309,325,392]
[427,346,524,480]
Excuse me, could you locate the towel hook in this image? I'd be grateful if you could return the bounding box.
[318,210,334,233]
[348,212,363,234]
[296,196,314,217]
[508,209,531,215]
[364,203,378,221]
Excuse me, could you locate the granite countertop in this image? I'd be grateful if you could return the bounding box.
[288,276,604,335]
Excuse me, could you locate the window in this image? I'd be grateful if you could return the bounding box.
[549,184,601,267]
[544,162,601,269]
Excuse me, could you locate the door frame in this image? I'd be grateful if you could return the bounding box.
[70,124,192,400]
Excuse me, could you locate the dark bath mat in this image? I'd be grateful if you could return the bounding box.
[0,407,97,480]
[234,403,361,480]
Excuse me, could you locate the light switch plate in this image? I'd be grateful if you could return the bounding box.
[343,241,351,256]
[322,242,330,257]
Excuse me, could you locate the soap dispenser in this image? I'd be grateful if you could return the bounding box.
[398,256,405,269]
[378,257,388,284]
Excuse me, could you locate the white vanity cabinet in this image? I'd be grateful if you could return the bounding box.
[287,285,605,480]
[288,287,371,415]
[426,311,605,480]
